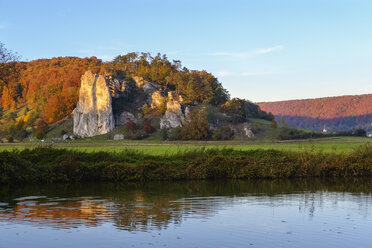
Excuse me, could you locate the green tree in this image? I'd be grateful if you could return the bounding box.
[181,108,210,140]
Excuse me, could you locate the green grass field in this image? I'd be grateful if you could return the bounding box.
[4,116,367,155]
[0,136,370,155]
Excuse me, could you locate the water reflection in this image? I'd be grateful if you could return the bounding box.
[1,179,372,232]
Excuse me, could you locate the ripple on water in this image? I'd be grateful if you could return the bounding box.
[13,196,47,201]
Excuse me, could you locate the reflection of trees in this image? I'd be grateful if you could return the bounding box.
[0,178,372,231]
[0,197,109,229]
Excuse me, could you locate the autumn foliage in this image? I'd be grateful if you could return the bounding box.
[0,53,230,128]
[0,56,103,124]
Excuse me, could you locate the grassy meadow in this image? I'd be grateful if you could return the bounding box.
[0,136,370,155]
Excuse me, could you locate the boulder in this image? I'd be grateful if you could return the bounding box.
[142,82,158,94]
[116,111,137,125]
[51,137,63,143]
[73,71,115,137]
[113,134,124,140]
[229,122,255,138]
[62,134,69,140]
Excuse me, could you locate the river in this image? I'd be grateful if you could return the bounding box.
[1,179,372,247]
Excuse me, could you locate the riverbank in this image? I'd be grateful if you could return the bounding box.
[1,145,372,184]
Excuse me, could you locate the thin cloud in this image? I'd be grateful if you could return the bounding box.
[254,45,284,54]
[209,45,284,58]
[0,24,6,29]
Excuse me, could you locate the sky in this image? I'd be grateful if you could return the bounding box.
[1,0,372,102]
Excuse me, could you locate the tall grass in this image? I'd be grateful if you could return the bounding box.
[0,145,371,184]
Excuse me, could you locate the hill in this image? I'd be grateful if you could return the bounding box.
[257,94,372,132]
[0,53,274,141]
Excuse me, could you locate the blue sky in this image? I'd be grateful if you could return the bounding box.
[1,0,372,102]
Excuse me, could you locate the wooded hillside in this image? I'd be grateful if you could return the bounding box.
[258,95,372,131]
[0,52,272,140]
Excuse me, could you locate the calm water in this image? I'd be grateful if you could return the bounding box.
[1,179,372,248]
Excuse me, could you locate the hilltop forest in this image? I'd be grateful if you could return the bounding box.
[0,43,273,140]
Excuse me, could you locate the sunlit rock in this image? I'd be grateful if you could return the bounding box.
[160,92,185,128]
[73,71,115,137]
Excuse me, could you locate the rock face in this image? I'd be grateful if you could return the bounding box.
[160,92,185,128]
[150,91,164,108]
[132,76,148,88]
[230,122,255,138]
[73,71,115,137]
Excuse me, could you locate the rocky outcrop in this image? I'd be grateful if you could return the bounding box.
[73,71,115,137]
[230,122,255,138]
[116,111,137,125]
[132,76,160,105]
[150,91,164,108]
[132,76,147,88]
[160,92,185,128]
[107,74,134,98]
[242,123,255,138]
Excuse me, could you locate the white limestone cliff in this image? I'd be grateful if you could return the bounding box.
[160,92,185,128]
[73,71,115,137]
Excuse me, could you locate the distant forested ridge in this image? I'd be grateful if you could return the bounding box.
[257,94,372,131]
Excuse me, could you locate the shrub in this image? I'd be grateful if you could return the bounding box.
[143,119,153,134]
[124,120,138,132]
[160,127,168,140]
[168,127,182,140]
[212,125,234,140]
[180,108,210,140]
[6,135,14,143]
[271,120,278,129]
[34,119,48,139]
